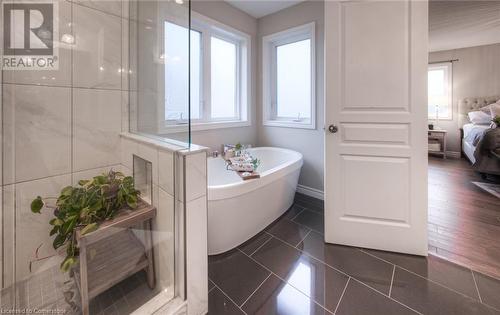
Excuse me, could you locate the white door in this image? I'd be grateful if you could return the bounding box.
[324,0,428,255]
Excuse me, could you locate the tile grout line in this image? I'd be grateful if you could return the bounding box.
[248,235,273,257]
[267,235,423,315]
[236,247,334,315]
[359,248,491,304]
[471,270,483,303]
[431,248,500,283]
[294,219,324,236]
[268,230,308,250]
[2,82,129,92]
[388,265,396,298]
[289,207,306,221]
[239,273,271,309]
[333,277,350,315]
[70,0,123,20]
[209,281,248,315]
[350,277,424,315]
[3,163,123,186]
[207,285,216,294]
[295,229,312,248]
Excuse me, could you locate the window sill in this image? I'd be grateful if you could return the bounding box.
[161,120,251,134]
[263,120,316,130]
[428,118,453,122]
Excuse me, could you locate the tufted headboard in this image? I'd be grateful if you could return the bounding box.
[458,96,500,127]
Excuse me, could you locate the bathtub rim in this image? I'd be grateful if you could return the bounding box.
[207,147,303,201]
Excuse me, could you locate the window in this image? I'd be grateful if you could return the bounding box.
[163,14,250,132]
[428,63,452,120]
[262,23,315,129]
[164,22,201,121]
[211,37,237,119]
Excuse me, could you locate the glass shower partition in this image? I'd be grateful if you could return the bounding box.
[1,0,191,314]
[129,0,192,146]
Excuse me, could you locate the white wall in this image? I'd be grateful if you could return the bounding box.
[257,1,325,192]
[429,43,500,153]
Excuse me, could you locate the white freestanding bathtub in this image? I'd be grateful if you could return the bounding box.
[207,147,303,255]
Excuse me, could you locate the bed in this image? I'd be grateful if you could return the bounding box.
[462,123,491,163]
[459,96,500,175]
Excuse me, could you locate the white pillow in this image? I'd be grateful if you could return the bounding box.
[468,111,491,124]
[490,103,500,118]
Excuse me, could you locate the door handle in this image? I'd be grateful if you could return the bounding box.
[328,124,338,134]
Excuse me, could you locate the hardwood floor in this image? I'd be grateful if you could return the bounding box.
[428,156,500,279]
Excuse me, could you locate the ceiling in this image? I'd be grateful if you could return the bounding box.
[224,0,305,18]
[223,1,500,51]
[429,1,500,52]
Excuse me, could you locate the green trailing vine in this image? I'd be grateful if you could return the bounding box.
[30,170,140,272]
[493,115,500,127]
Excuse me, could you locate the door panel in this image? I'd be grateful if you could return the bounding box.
[343,1,409,110]
[324,0,428,255]
[341,155,410,223]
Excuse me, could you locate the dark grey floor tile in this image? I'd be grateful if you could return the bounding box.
[391,267,499,315]
[295,193,324,208]
[113,297,133,315]
[294,198,324,214]
[293,209,324,234]
[283,204,305,220]
[209,250,270,306]
[238,232,272,256]
[241,275,330,315]
[208,287,245,315]
[365,249,479,299]
[252,237,349,312]
[474,272,500,310]
[294,193,324,213]
[336,279,418,315]
[267,217,310,247]
[299,231,393,295]
[101,304,119,315]
[209,279,215,292]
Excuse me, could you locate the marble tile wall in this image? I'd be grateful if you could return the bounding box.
[120,135,179,310]
[120,134,208,315]
[1,0,131,286]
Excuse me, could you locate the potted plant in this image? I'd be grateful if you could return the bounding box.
[30,170,141,272]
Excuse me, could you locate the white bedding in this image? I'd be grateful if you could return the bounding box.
[463,123,490,146]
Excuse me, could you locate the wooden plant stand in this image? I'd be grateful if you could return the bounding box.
[74,200,156,315]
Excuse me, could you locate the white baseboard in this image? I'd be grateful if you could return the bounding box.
[445,151,461,159]
[296,184,325,200]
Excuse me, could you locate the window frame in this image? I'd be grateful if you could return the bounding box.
[427,62,453,120]
[160,13,251,133]
[262,22,316,129]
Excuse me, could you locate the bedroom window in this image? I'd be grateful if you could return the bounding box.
[428,62,452,120]
[163,14,251,132]
[262,23,316,129]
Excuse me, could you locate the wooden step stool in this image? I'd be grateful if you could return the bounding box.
[74,200,156,315]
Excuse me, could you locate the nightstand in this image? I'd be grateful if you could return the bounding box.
[428,129,447,159]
